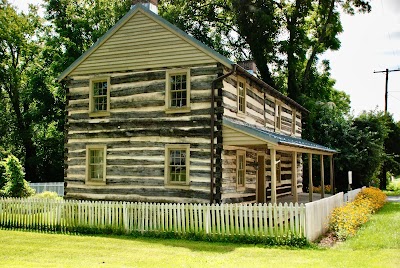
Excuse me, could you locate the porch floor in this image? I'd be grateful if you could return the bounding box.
[271,193,332,204]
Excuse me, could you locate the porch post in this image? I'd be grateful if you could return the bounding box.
[308,153,313,202]
[329,155,334,194]
[320,155,325,198]
[292,152,298,203]
[271,148,277,204]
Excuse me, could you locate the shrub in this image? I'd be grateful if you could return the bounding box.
[1,155,35,198]
[32,191,62,200]
[387,179,400,191]
[329,187,386,240]
[0,148,8,189]
[313,185,333,194]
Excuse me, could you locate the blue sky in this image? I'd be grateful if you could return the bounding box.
[12,0,400,121]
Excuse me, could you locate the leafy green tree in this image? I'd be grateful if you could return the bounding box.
[0,147,8,189]
[0,1,65,182]
[1,155,35,198]
[0,1,42,181]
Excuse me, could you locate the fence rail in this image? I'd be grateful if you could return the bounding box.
[0,198,306,239]
[29,182,64,196]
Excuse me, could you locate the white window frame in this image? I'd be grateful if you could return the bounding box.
[236,150,246,188]
[86,144,107,185]
[275,103,281,132]
[292,110,297,135]
[276,155,282,184]
[164,144,190,186]
[165,69,191,113]
[237,76,246,114]
[89,77,111,117]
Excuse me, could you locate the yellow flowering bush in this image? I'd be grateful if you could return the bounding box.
[329,187,387,240]
[313,185,333,194]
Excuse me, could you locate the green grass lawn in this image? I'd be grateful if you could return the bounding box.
[1,203,399,268]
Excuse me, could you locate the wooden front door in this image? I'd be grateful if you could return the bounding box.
[257,154,266,203]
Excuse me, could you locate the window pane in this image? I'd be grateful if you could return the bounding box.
[93,81,108,111]
[170,74,188,108]
[238,81,245,112]
[237,154,245,186]
[89,149,104,181]
[169,149,187,182]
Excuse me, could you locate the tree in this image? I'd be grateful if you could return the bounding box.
[0,1,65,182]
[0,1,42,182]
[0,154,35,198]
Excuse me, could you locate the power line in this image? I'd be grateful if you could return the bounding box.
[373,68,400,113]
[388,93,400,103]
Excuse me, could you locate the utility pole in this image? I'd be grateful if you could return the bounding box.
[373,68,400,113]
[373,68,400,190]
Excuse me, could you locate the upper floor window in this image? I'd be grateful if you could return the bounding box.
[292,110,297,135]
[275,104,281,131]
[237,150,246,187]
[89,77,110,117]
[165,144,190,185]
[165,69,191,113]
[237,77,246,114]
[86,145,106,185]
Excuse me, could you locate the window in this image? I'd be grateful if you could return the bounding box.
[165,69,191,113]
[237,150,246,187]
[276,156,282,184]
[275,103,281,131]
[165,144,190,185]
[89,77,110,117]
[237,77,246,114]
[86,145,106,185]
[292,110,297,135]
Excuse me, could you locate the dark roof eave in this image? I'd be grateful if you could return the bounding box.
[234,64,309,115]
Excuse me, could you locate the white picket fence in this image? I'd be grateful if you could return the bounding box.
[305,192,344,241]
[0,188,366,242]
[0,198,306,239]
[29,182,64,196]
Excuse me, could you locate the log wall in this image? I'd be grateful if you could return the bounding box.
[65,65,221,203]
[222,74,302,137]
[221,147,303,203]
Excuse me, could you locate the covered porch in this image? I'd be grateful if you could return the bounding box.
[222,117,337,204]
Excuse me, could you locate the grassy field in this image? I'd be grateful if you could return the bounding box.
[0,202,399,268]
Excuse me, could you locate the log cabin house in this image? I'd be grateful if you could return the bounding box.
[58,1,337,204]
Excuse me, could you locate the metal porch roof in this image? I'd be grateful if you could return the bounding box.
[223,117,337,154]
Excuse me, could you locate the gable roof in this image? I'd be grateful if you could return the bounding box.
[57,4,234,81]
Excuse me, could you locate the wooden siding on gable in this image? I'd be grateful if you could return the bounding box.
[70,11,218,76]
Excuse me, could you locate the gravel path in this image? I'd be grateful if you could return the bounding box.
[387,196,400,202]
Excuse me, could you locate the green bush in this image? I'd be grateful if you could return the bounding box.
[32,191,62,200]
[1,155,35,198]
[0,148,7,189]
